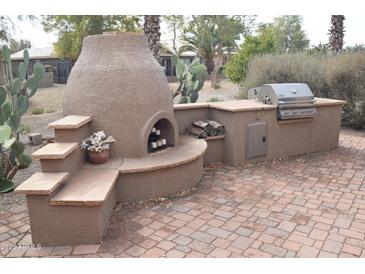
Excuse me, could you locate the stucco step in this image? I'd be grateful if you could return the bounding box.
[32,143,79,160]
[15,172,69,195]
[48,115,92,129]
[50,168,119,206]
[15,172,70,195]
[119,135,207,173]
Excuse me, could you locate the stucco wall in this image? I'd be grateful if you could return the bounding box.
[26,192,116,246]
[174,99,344,165]
[173,105,210,134]
[117,156,204,202]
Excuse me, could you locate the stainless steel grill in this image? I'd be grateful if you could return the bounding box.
[257,83,317,120]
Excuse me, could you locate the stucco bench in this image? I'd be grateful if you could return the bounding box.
[14,115,120,246]
[50,168,118,206]
[16,167,119,246]
[116,135,207,202]
[15,172,69,195]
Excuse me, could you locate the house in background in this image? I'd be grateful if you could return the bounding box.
[8,47,73,85]
[1,46,236,86]
[160,50,197,82]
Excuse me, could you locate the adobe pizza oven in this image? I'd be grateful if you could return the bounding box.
[64,32,178,157]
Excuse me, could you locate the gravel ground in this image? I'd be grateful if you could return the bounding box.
[26,80,239,115]
[26,84,65,115]
[21,112,63,141]
[0,145,41,211]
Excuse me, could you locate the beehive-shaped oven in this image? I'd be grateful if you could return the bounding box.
[64,32,179,157]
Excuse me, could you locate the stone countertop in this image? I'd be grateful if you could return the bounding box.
[173,100,275,112]
[174,98,346,112]
[173,102,210,110]
[208,100,276,112]
[314,97,346,106]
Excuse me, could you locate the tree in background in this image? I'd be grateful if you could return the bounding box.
[306,43,329,55]
[144,16,161,60]
[182,15,252,88]
[224,15,309,84]
[162,15,185,53]
[42,16,141,61]
[224,24,276,83]
[329,15,345,54]
[181,16,217,74]
[210,16,249,88]
[0,16,12,42]
[10,39,31,53]
[0,16,37,43]
[345,44,365,53]
[271,16,309,52]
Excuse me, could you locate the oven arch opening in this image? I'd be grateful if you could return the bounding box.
[147,118,175,154]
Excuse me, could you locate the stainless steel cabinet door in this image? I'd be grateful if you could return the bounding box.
[246,121,268,159]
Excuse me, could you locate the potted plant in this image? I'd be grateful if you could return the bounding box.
[80,131,115,164]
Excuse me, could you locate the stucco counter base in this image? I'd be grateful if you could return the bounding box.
[117,135,207,202]
[174,98,346,165]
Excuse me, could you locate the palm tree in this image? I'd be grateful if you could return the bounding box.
[181,16,217,74]
[143,15,161,60]
[329,15,345,54]
[182,16,245,88]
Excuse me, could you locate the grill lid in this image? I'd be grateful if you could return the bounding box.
[258,83,314,105]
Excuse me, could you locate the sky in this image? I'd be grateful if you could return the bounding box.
[8,15,365,50]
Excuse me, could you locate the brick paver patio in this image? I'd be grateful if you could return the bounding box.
[1,128,365,258]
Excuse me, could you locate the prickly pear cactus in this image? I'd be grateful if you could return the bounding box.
[172,55,208,104]
[0,45,44,193]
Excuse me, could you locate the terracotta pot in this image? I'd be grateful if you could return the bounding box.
[88,150,110,164]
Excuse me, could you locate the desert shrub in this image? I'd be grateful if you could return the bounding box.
[243,53,330,96]
[207,96,223,102]
[31,107,44,115]
[325,53,365,128]
[242,52,365,128]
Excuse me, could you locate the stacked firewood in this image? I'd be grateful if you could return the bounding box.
[185,120,225,139]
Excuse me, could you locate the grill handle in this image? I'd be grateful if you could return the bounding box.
[279,104,316,110]
[278,99,316,105]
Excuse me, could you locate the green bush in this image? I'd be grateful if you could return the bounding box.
[31,107,44,115]
[207,96,223,102]
[242,52,365,128]
[224,32,276,84]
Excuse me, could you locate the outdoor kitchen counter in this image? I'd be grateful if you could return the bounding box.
[173,97,345,165]
[173,97,345,112]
